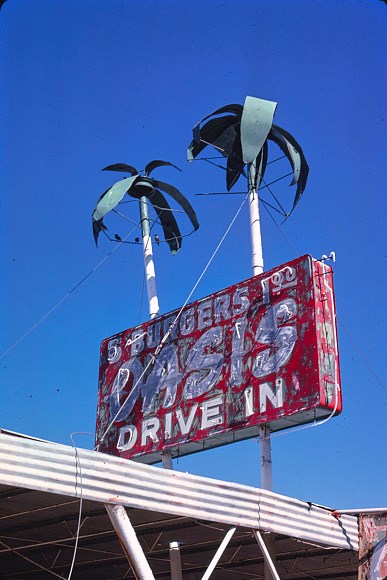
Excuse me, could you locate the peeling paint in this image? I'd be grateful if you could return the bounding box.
[95,255,342,462]
[359,514,387,580]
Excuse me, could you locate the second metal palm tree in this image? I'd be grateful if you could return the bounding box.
[91,160,199,318]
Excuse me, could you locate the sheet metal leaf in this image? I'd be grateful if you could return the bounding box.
[150,189,182,254]
[269,125,301,186]
[254,141,268,191]
[144,160,181,176]
[188,115,237,160]
[92,218,108,246]
[92,175,138,221]
[269,125,309,217]
[155,180,199,231]
[195,103,243,132]
[241,96,277,163]
[226,133,244,191]
[102,163,138,175]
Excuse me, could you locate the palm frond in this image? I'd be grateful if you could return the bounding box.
[189,95,309,217]
[102,163,138,175]
[92,175,139,221]
[240,96,277,163]
[144,160,181,176]
[155,180,199,231]
[148,189,182,254]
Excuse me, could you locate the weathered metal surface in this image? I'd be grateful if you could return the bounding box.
[96,255,341,463]
[359,513,387,579]
[92,160,199,251]
[240,96,277,163]
[188,95,309,215]
[0,433,358,551]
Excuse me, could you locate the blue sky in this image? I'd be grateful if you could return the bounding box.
[1,0,386,510]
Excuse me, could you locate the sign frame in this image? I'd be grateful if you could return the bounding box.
[95,255,341,463]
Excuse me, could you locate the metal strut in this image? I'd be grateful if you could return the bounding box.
[254,530,281,580]
[105,504,155,580]
[201,527,236,580]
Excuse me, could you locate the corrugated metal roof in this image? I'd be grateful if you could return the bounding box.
[0,432,358,552]
[0,484,360,579]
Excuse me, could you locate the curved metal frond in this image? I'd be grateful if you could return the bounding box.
[92,160,199,253]
[193,104,243,135]
[155,180,200,231]
[147,189,182,254]
[92,218,108,246]
[226,133,244,191]
[240,96,277,163]
[144,160,181,176]
[269,124,309,216]
[189,95,308,217]
[269,126,301,186]
[102,163,138,175]
[253,141,269,191]
[188,115,238,160]
[92,175,139,222]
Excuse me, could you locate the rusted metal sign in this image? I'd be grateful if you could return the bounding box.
[359,513,387,580]
[95,255,341,463]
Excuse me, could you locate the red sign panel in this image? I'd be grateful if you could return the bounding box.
[95,255,341,463]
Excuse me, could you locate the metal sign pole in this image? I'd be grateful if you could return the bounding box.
[248,165,272,490]
[139,196,174,470]
[248,165,277,580]
[139,196,160,320]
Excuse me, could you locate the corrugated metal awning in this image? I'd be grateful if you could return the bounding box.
[0,432,359,578]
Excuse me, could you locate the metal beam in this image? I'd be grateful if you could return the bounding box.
[105,504,155,580]
[201,527,236,580]
[254,530,281,580]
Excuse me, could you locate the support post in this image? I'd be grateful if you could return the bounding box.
[161,450,173,469]
[139,196,159,319]
[105,504,155,580]
[201,527,236,580]
[247,165,273,492]
[259,425,272,490]
[169,541,183,580]
[248,165,276,580]
[248,185,264,277]
[139,198,174,470]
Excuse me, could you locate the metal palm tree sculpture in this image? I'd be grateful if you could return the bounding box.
[189,96,309,497]
[188,95,309,276]
[188,96,308,214]
[92,160,199,253]
[91,160,199,318]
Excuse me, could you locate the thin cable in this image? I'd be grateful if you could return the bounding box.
[337,316,386,394]
[67,432,93,580]
[112,208,143,229]
[260,197,287,217]
[0,227,138,360]
[195,172,292,198]
[96,194,249,449]
[260,175,287,217]
[261,201,299,257]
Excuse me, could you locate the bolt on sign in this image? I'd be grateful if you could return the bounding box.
[95,255,341,463]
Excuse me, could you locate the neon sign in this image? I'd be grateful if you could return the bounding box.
[95,255,341,463]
